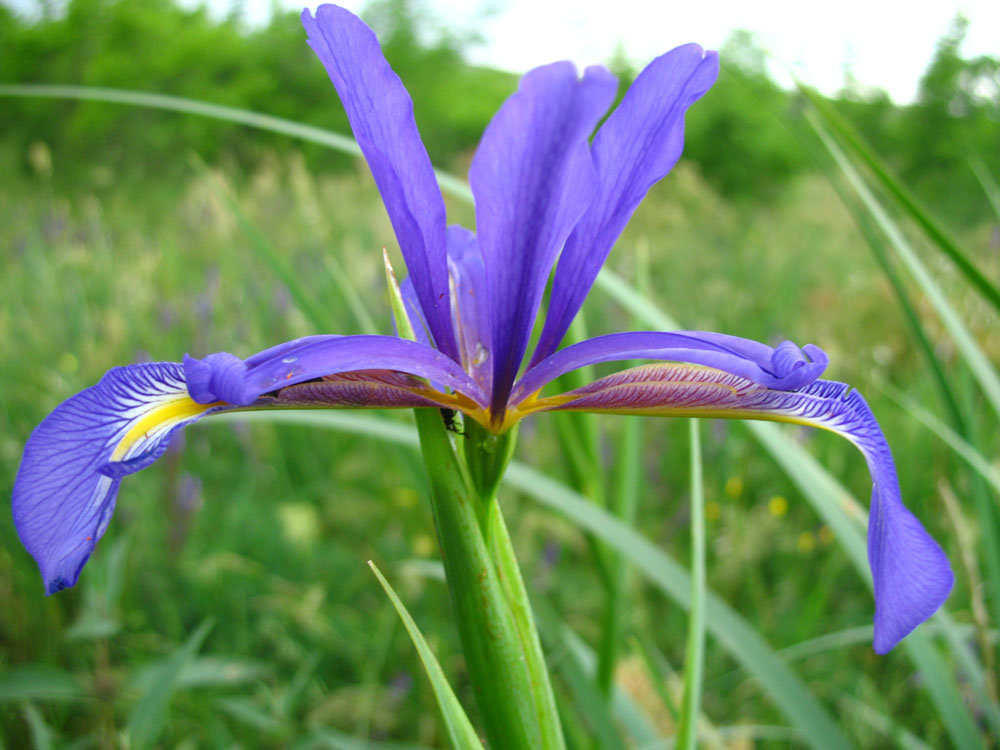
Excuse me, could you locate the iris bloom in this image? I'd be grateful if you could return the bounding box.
[13,4,952,654]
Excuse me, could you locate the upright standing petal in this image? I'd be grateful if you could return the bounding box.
[532,45,719,364]
[469,62,618,416]
[12,363,223,593]
[302,6,458,360]
[446,225,492,393]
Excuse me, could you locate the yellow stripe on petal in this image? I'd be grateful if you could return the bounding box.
[111,397,222,462]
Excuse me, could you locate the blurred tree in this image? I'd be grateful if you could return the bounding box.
[683,30,809,201]
[901,15,1000,224]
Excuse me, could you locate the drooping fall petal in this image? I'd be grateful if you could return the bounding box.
[528,363,953,652]
[185,334,487,408]
[13,363,223,593]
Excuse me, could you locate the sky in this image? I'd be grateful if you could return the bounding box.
[9,0,998,102]
[269,0,998,103]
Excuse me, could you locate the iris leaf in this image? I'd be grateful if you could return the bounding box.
[797,86,1000,313]
[368,561,485,750]
[675,421,705,750]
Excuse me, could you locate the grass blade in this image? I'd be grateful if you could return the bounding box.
[969,156,1000,222]
[0,84,474,202]
[806,111,1000,420]
[799,86,1000,312]
[0,668,86,703]
[21,703,54,750]
[831,690,935,750]
[675,421,705,750]
[368,561,485,750]
[208,171,334,333]
[294,727,435,750]
[881,383,1000,497]
[126,619,214,750]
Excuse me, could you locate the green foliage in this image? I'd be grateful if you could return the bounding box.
[683,31,811,200]
[834,16,1000,226]
[0,0,515,182]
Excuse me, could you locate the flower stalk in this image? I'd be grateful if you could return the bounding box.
[414,408,564,749]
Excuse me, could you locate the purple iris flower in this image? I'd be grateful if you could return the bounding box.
[11,4,951,654]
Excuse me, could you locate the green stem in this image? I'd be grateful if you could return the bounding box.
[414,409,560,749]
[464,420,567,750]
[596,416,642,697]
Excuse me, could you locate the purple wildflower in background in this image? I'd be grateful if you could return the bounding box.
[11,4,952,654]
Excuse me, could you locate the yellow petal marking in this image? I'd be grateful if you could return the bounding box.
[110,397,222,462]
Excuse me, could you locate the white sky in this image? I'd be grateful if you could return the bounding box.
[291,0,999,103]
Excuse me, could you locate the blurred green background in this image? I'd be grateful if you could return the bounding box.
[1,0,998,747]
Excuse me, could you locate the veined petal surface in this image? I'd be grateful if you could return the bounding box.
[12,363,221,594]
[185,334,487,408]
[533,45,720,364]
[513,330,828,405]
[532,364,953,652]
[469,61,617,414]
[302,5,457,360]
[263,370,456,410]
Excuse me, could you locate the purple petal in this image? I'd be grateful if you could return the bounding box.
[531,46,719,364]
[185,334,488,408]
[469,62,618,414]
[12,363,222,593]
[513,331,828,405]
[302,6,458,360]
[398,276,433,348]
[446,225,492,394]
[533,364,953,652]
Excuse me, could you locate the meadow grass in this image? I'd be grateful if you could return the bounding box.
[1,138,996,747]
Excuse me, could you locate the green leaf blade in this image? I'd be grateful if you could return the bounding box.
[368,561,485,750]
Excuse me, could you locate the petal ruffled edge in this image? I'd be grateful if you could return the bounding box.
[512,330,828,407]
[185,334,488,408]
